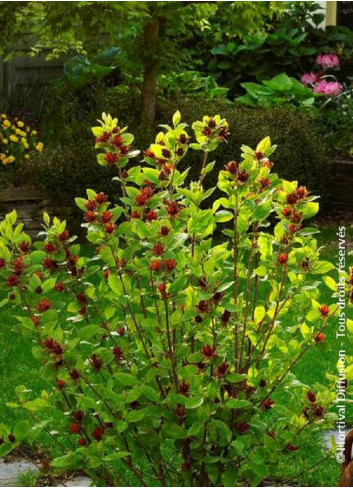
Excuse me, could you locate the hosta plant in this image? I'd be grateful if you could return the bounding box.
[0,112,345,486]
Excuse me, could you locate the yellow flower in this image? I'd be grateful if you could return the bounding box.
[24,154,31,160]
[0,153,5,160]
[2,138,8,145]
[3,155,15,164]
[9,134,18,143]
[35,142,44,152]
[17,121,24,128]
[26,126,30,132]
[31,130,38,136]
[1,114,6,119]
[3,119,11,128]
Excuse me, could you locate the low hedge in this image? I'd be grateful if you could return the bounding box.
[27,93,331,234]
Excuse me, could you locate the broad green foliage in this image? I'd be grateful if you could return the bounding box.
[0,112,349,486]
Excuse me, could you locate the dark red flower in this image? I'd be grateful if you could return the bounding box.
[179,134,188,145]
[179,381,190,395]
[162,148,171,158]
[8,434,15,443]
[296,186,307,199]
[306,391,316,403]
[216,362,229,378]
[197,300,209,313]
[288,223,301,234]
[54,282,65,292]
[85,199,97,211]
[37,299,51,312]
[113,346,124,360]
[144,149,155,159]
[44,242,56,254]
[319,305,330,317]
[92,427,105,441]
[104,152,118,165]
[76,293,87,304]
[135,194,148,206]
[159,170,167,181]
[150,260,162,272]
[167,201,182,216]
[262,398,274,410]
[286,193,299,205]
[160,226,170,236]
[225,161,238,174]
[43,337,63,355]
[105,222,116,234]
[258,177,270,188]
[58,230,69,242]
[102,211,113,223]
[202,127,212,137]
[267,430,276,438]
[314,332,325,342]
[195,315,202,323]
[254,151,263,160]
[165,259,177,271]
[78,438,86,446]
[70,422,81,434]
[152,242,164,256]
[0,258,5,268]
[176,148,184,157]
[19,241,30,253]
[291,211,303,223]
[31,316,40,327]
[70,369,80,381]
[176,405,186,417]
[91,354,103,371]
[236,421,250,434]
[7,275,19,287]
[131,210,140,219]
[282,207,292,217]
[145,210,158,222]
[13,256,24,274]
[222,310,231,323]
[286,443,299,452]
[277,253,288,266]
[57,379,66,389]
[202,344,216,358]
[96,192,107,204]
[103,269,110,279]
[43,258,58,270]
[84,211,96,223]
[158,282,166,295]
[237,170,249,183]
[117,327,125,336]
[313,405,325,418]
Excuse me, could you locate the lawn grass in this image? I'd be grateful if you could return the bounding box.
[0,227,351,486]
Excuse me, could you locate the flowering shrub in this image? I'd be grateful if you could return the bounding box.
[0,112,346,486]
[0,113,43,186]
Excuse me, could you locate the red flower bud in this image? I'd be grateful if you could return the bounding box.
[306,391,316,403]
[92,427,105,441]
[165,259,177,271]
[70,422,81,434]
[85,199,97,211]
[319,305,330,317]
[145,210,158,222]
[96,192,107,204]
[102,211,114,223]
[7,275,19,287]
[202,344,216,358]
[286,193,299,205]
[104,152,118,165]
[78,438,86,446]
[84,211,96,223]
[0,258,5,268]
[58,230,69,242]
[44,242,56,254]
[19,241,30,253]
[160,226,170,236]
[314,332,325,342]
[225,161,238,174]
[254,151,263,160]
[54,282,65,292]
[277,253,288,265]
[37,299,51,312]
[105,222,116,234]
[152,242,164,256]
[57,379,66,389]
[150,260,162,272]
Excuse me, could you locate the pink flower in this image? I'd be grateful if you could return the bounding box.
[313,80,343,97]
[300,72,318,86]
[316,53,340,69]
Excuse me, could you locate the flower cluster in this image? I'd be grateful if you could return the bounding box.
[0,113,43,165]
[300,53,343,98]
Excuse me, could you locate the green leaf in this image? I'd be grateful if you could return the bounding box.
[104,451,130,461]
[225,399,251,409]
[115,373,139,387]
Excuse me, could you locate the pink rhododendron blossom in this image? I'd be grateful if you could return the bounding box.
[316,53,340,69]
[301,72,318,85]
[313,80,343,97]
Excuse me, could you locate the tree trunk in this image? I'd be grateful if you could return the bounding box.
[141,18,159,126]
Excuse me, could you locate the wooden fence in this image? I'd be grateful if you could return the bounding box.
[0,54,64,106]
